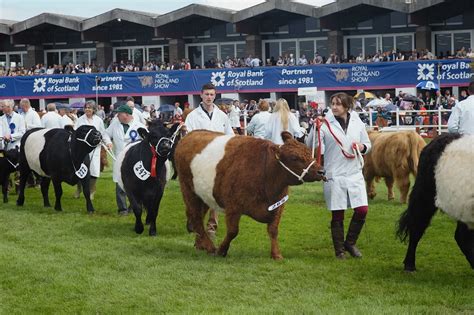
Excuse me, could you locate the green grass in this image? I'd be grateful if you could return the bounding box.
[0,167,473,314]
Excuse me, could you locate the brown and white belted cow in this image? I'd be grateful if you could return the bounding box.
[174,130,325,259]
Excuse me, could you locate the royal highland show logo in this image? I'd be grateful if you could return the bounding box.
[417,63,435,80]
[33,78,47,93]
[210,71,226,87]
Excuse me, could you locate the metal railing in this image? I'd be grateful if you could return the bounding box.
[362,107,452,135]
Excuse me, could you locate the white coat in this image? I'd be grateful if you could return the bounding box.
[247,111,271,139]
[133,108,146,125]
[0,112,26,150]
[185,104,234,135]
[75,114,111,177]
[41,111,62,129]
[265,111,304,144]
[228,105,241,128]
[22,108,42,130]
[106,118,146,182]
[306,110,371,210]
[447,95,474,135]
[59,115,74,128]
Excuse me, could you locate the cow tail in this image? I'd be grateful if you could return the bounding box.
[397,133,460,242]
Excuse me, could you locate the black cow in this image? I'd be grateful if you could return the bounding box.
[115,120,180,236]
[0,148,20,203]
[16,125,102,213]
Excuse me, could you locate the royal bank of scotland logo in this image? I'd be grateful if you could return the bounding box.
[33,78,47,93]
[210,71,226,87]
[417,63,435,81]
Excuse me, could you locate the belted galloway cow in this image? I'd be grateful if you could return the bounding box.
[115,120,181,236]
[175,130,325,259]
[16,125,102,213]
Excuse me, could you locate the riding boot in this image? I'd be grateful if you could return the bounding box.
[90,178,97,200]
[344,218,365,258]
[74,184,82,199]
[330,221,346,259]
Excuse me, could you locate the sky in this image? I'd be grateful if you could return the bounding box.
[0,0,335,21]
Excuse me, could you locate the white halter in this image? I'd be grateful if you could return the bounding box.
[276,154,317,183]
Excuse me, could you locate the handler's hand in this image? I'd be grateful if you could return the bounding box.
[107,143,113,150]
[353,142,365,151]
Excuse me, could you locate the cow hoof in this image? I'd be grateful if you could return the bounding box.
[272,254,283,260]
[135,226,144,234]
[404,265,416,273]
[44,204,51,208]
[388,196,395,201]
[87,211,94,215]
[55,207,62,211]
[16,200,24,206]
[149,230,157,237]
[217,249,228,257]
[3,199,8,203]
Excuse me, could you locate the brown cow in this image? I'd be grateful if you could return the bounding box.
[174,130,325,259]
[363,131,426,203]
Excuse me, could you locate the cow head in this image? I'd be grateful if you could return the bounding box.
[4,147,19,171]
[275,132,325,184]
[138,120,181,158]
[74,125,102,148]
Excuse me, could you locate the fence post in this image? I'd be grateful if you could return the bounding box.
[396,108,400,131]
[243,110,248,136]
[438,106,442,135]
[369,108,373,129]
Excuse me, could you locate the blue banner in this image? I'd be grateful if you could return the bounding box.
[0,59,472,99]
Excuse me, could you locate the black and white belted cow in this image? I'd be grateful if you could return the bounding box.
[0,147,20,203]
[114,120,182,236]
[16,125,102,213]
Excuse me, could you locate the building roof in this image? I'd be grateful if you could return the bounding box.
[155,4,234,27]
[82,8,157,30]
[233,0,317,23]
[10,13,83,34]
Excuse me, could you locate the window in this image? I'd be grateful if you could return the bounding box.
[90,50,96,64]
[390,12,408,28]
[60,51,74,65]
[358,19,373,30]
[75,51,89,65]
[316,40,328,59]
[148,47,162,63]
[382,36,395,52]
[226,23,239,37]
[364,37,377,56]
[220,44,235,60]
[132,48,144,66]
[203,45,218,65]
[0,54,6,67]
[453,33,471,52]
[115,49,129,63]
[46,51,60,66]
[299,40,314,59]
[305,17,321,32]
[395,35,413,52]
[187,46,202,68]
[347,38,363,59]
[236,44,246,58]
[281,41,296,57]
[276,24,289,34]
[9,53,22,67]
[446,15,463,26]
[260,22,288,34]
[265,42,280,60]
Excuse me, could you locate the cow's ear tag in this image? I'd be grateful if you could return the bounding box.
[134,161,150,180]
[75,163,88,179]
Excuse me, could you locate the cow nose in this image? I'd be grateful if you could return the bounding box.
[317,169,326,176]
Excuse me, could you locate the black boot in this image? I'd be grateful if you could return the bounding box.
[344,218,365,258]
[331,221,346,259]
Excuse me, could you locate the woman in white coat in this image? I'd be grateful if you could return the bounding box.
[307,92,371,259]
[74,100,111,199]
[265,98,304,144]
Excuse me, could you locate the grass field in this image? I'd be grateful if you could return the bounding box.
[0,166,473,314]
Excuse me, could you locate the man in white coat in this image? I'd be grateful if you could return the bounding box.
[74,100,112,199]
[184,83,234,237]
[57,104,75,128]
[448,81,474,135]
[41,103,62,129]
[126,100,146,125]
[20,98,41,130]
[247,100,271,138]
[106,105,146,215]
[1,99,26,150]
[306,92,371,259]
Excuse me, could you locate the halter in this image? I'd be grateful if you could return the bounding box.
[275,152,317,183]
[76,128,100,148]
[6,158,18,169]
[312,117,364,169]
[153,123,185,157]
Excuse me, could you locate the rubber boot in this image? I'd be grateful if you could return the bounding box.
[90,178,97,200]
[344,218,365,258]
[331,221,346,259]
